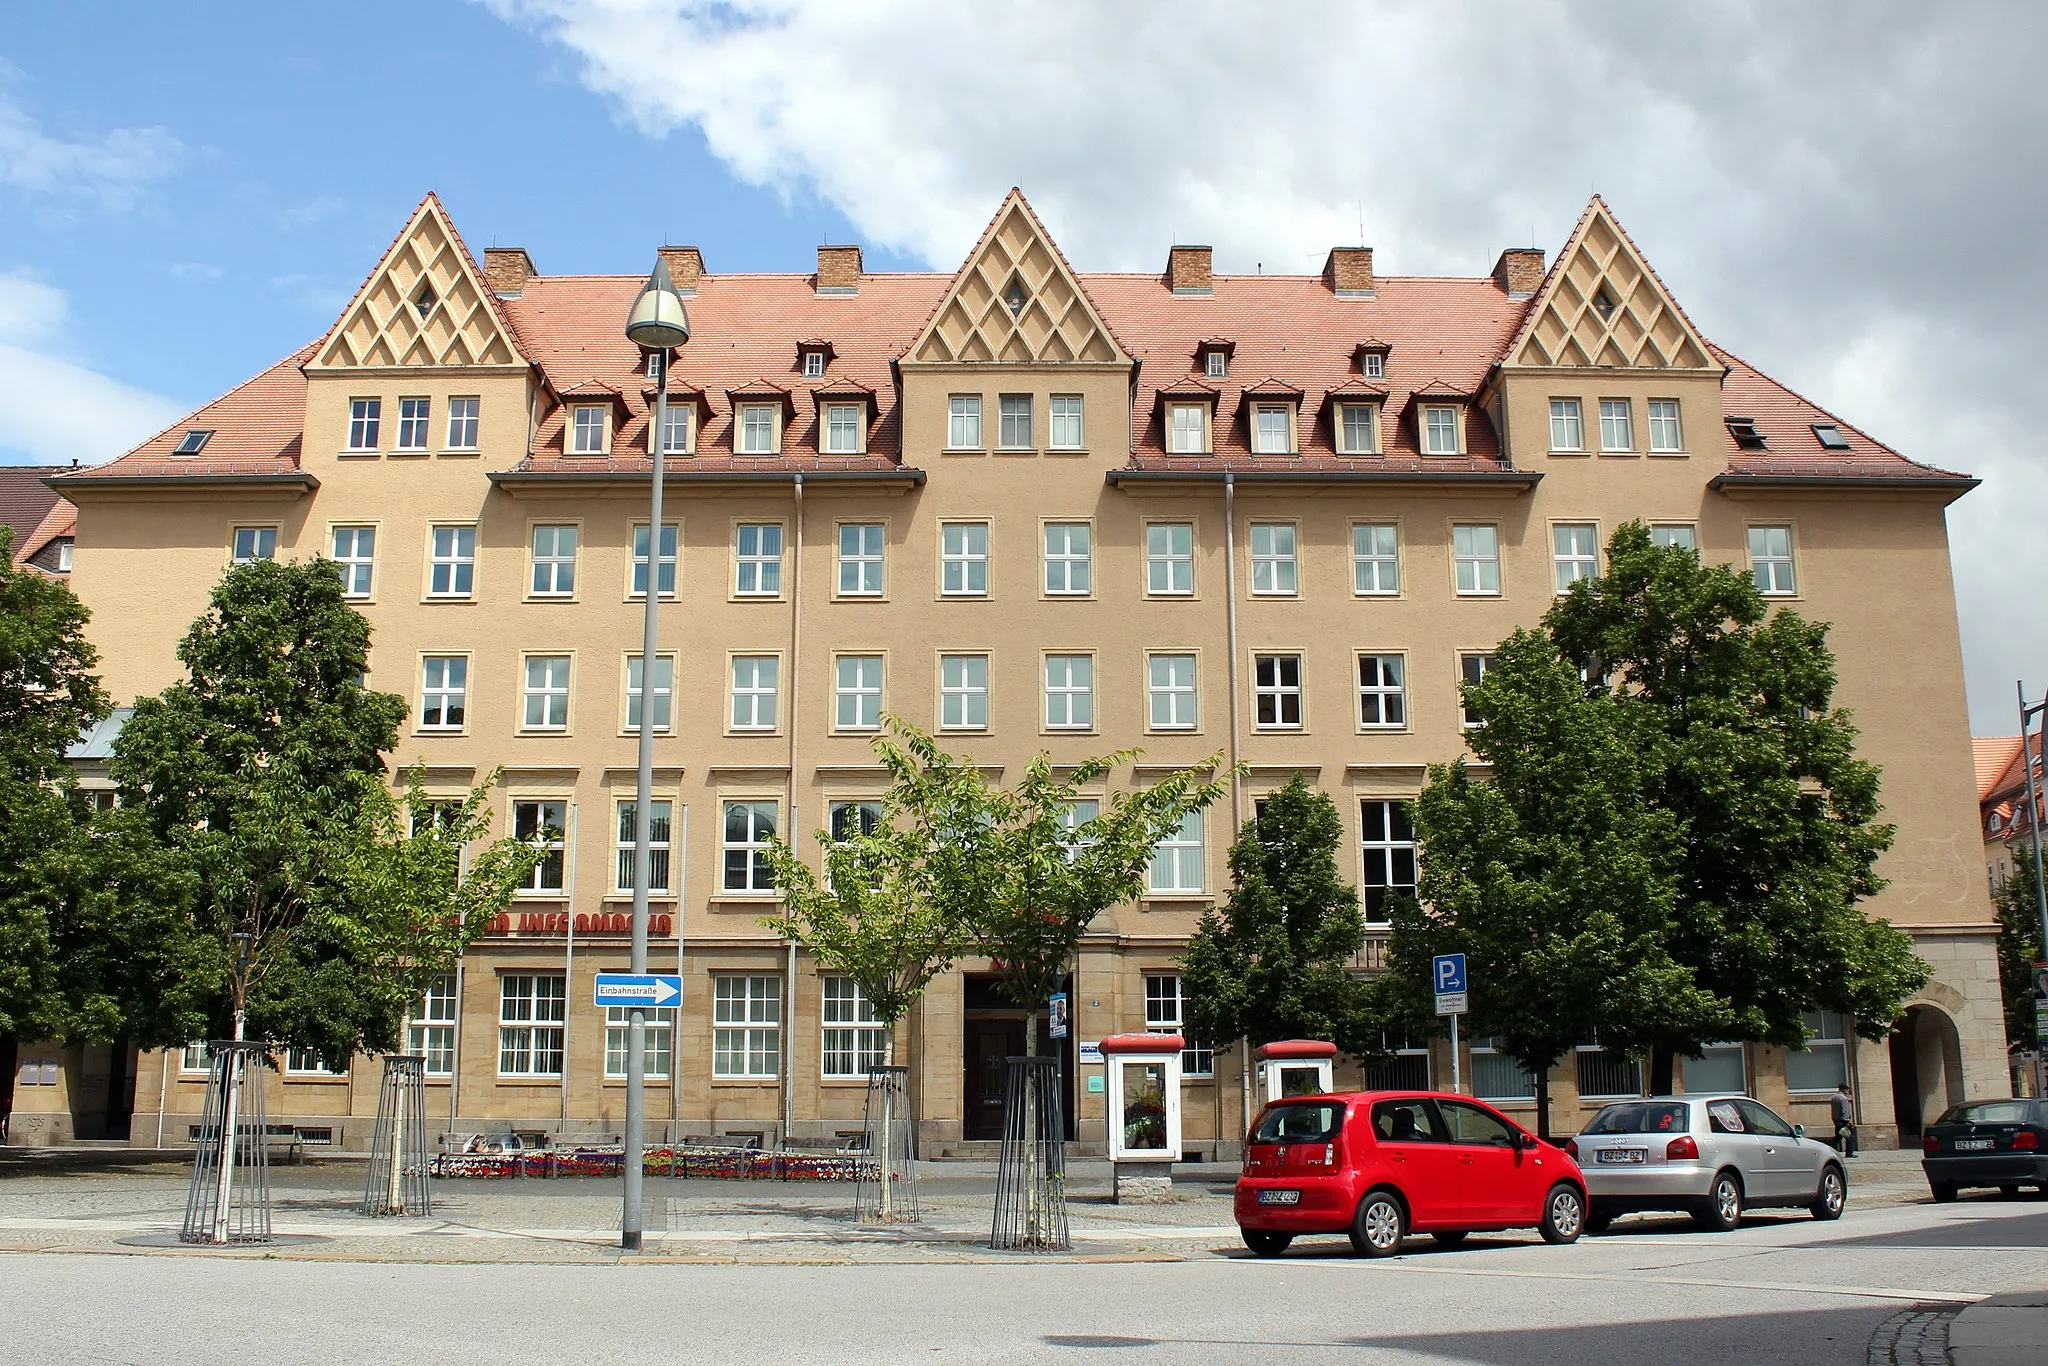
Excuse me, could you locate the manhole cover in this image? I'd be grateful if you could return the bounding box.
[1043,1335,1161,1349]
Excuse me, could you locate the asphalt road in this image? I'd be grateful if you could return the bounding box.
[3,1197,2042,1364]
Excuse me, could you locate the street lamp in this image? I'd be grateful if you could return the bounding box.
[621,260,690,1252]
[2020,684,2048,982]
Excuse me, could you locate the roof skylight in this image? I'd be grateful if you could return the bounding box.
[173,429,214,455]
[1811,423,1853,450]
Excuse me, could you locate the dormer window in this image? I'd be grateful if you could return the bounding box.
[802,349,826,378]
[1003,278,1028,319]
[56,540,73,573]
[1205,350,1228,378]
[1337,403,1379,454]
[738,404,780,455]
[656,403,694,455]
[1362,352,1384,379]
[1252,403,1295,454]
[570,404,608,455]
[1422,405,1462,455]
[174,429,214,455]
[1167,402,1209,454]
[412,278,439,317]
[823,403,864,454]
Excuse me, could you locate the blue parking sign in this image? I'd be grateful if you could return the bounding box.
[1432,954,1467,995]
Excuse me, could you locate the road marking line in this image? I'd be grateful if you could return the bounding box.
[1230,1258,1988,1304]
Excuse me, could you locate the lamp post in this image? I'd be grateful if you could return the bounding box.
[2021,684,2048,973]
[621,260,690,1252]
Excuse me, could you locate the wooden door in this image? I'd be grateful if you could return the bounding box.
[965,1020,1024,1140]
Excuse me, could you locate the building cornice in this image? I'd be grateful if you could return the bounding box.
[1709,472,1979,505]
[46,471,319,499]
[488,466,926,496]
[1106,467,1541,493]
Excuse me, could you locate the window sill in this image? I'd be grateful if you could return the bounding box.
[1357,726,1410,735]
[598,894,679,905]
[710,1078,782,1088]
[339,449,382,459]
[725,730,785,739]
[414,729,468,738]
[422,595,476,605]
[1647,449,1689,458]
[942,447,986,456]
[492,1077,566,1086]
[1598,449,1641,458]
[439,448,481,458]
[1143,894,1214,906]
[389,449,431,459]
[994,447,1037,457]
[833,593,888,603]
[708,894,783,907]
[512,892,569,902]
[1048,447,1088,457]
[1547,449,1589,458]
[524,596,581,605]
[599,1078,673,1088]
[281,1075,351,1084]
[518,730,572,738]
[1454,592,1504,600]
[729,595,788,604]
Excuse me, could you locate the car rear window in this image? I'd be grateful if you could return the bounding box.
[1252,1102,1345,1145]
[1939,1101,2038,1126]
[1584,1102,1691,1135]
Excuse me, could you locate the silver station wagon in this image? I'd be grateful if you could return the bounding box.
[1567,1095,1848,1232]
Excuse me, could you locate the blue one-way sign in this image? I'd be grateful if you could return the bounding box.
[594,973,682,1008]
[1432,954,1468,995]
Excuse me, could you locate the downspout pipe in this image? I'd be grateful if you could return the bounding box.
[784,473,805,1142]
[1223,472,1251,1143]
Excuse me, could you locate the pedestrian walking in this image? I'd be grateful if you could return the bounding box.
[1831,1082,1857,1157]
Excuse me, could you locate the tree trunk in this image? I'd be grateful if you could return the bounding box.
[878,1036,895,1221]
[1535,1062,1552,1141]
[1648,1047,1675,1098]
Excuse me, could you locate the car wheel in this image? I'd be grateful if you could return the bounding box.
[1348,1190,1406,1258]
[1240,1229,1292,1257]
[1930,1182,1958,1204]
[1539,1183,1585,1244]
[1692,1171,1744,1232]
[1431,1230,1468,1248]
[1809,1164,1847,1221]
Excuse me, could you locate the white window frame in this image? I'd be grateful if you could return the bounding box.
[631,522,678,599]
[1423,405,1461,454]
[1044,653,1095,730]
[834,655,884,732]
[1253,654,1304,730]
[1167,402,1208,454]
[1459,652,1495,729]
[605,1005,674,1080]
[56,541,73,572]
[512,800,567,894]
[348,397,381,451]
[940,654,989,730]
[947,395,983,450]
[1043,522,1092,596]
[1143,974,1214,1077]
[1452,524,1501,596]
[1249,523,1298,596]
[1147,810,1204,894]
[940,522,989,597]
[1148,653,1198,731]
[1359,799,1417,925]
[331,525,376,598]
[396,396,431,452]
[738,404,779,455]
[408,974,457,1077]
[655,401,693,455]
[1647,398,1682,453]
[1575,1037,1644,1100]
[1049,395,1084,450]
[734,523,785,597]
[428,524,476,598]
[1361,352,1385,379]
[729,655,780,732]
[1598,398,1633,453]
[446,395,479,450]
[720,801,778,894]
[231,526,277,564]
[1357,654,1406,730]
[498,974,566,1077]
[802,349,826,379]
[624,652,674,734]
[1352,523,1399,595]
[521,655,571,732]
[1549,398,1584,452]
[1146,522,1194,596]
[1786,1012,1850,1092]
[998,394,1033,450]
[1252,403,1294,454]
[1204,349,1228,378]
[613,798,673,896]
[823,403,864,454]
[529,524,578,598]
[284,1046,342,1077]
[1552,523,1599,593]
[1338,402,1379,455]
[713,975,781,1078]
[821,978,887,1079]
[181,1042,212,1073]
[1748,525,1797,596]
[570,404,608,455]
[837,523,884,597]
[1650,523,1698,551]
[419,655,469,732]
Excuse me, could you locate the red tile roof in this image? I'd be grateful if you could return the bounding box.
[9,496,74,574]
[1976,736,2024,802]
[1714,346,1971,483]
[53,344,315,483]
[1,465,68,550]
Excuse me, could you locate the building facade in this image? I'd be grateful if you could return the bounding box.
[37,190,2004,1156]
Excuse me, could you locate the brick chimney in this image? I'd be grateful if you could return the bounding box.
[1493,247,1546,298]
[657,246,704,294]
[1167,245,1213,295]
[1322,247,1374,297]
[815,245,862,295]
[482,247,537,297]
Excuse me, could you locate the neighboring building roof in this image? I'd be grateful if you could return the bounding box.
[11,498,75,575]
[1982,733,2046,843]
[0,464,68,549]
[1977,737,2024,802]
[67,706,132,762]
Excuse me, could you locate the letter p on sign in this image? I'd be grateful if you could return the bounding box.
[1433,953,1467,995]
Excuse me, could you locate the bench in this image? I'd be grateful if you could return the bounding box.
[188,1123,304,1164]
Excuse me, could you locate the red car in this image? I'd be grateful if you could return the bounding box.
[1234,1090,1589,1257]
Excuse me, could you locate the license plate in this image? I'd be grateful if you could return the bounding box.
[1953,1139,1994,1151]
[1257,1189,1301,1206]
[1597,1148,1647,1164]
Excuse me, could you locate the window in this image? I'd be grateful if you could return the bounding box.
[1684,1043,1746,1094]
[631,523,679,598]
[331,526,375,597]
[1576,1038,1642,1099]
[1050,395,1084,450]
[231,527,276,564]
[802,349,826,378]
[1811,422,1853,451]
[821,978,887,1079]
[830,800,884,842]
[428,525,476,597]
[174,429,213,455]
[1786,1011,1849,1092]
[940,522,988,596]
[948,395,982,449]
[1044,654,1094,729]
[1471,1037,1536,1102]
[1650,524,1698,551]
[735,523,784,596]
[1253,654,1303,729]
[713,976,781,1078]
[530,525,578,597]
[56,541,73,572]
[1352,523,1398,595]
[824,403,863,454]
[729,655,780,731]
[1439,1098,1516,1146]
[412,278,438,315]
[657,401,692,455]
[1253,404,1293,454]
[614,798,673,895]
[419,656,468,731]
[1423,406,1460,454]
[408,974,457,1076]
[1059,800,1099,861]
[1360,800,1416,924]
[1148,654,1198,730]
[499,974,566,1076]
[1748,525,1797,596]
[1146,523,1194,595]
[721,801,778,893]
[1250,523,1297,595]
[1043,523,1091,595]
[1357,655,1406,729]
[1365,1036,1432,1091]
[1727,416,1768,449]
[1648,399,1682,452]
[1459,652,1495,728]
[1361,352,1385,379]
[605,1006,674,1080]
[738,404,777,454]
[1205,349,1228,378]
[1549,398,1583,451]
[447,396,479,449]
[1148,810,1204,893]
[999,395,1033,449]
[396,397,431,451]
[521,656,570,730]
[571,405,607,454]
[835,655,883,731]
[348,398,381,450]
[940,654,988,730]
[1552,523,1599,593]
[1338,403,1379,454]
[1168,403,1207,453]
[1598,398,1633,452]
[838,523,884,596]
[284,1047,341,1076]
[513,801,567,893]
[625,654,674,733]
[1452,524,1500,595]
[181,1042,212,1073]
[1144,975,1214,1076]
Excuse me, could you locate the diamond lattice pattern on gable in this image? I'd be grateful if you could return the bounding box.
[1512,207,1713,370]
[312,201,519,369]
[911,198,1121,365]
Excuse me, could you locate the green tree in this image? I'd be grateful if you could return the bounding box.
[1995,843,2044,1055]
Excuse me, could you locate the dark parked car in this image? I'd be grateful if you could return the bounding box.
[1922,1098,2048,1201]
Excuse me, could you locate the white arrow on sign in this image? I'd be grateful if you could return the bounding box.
[651,977,679,1006]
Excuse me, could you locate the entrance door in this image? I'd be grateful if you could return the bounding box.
[965,1019,1024,1140]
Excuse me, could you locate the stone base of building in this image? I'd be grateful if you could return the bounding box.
[4,1111,76,1147]
[1111,1160,1176,1204]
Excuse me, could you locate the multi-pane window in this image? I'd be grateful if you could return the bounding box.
[1250,523,1298,595]
[604,1006,674,1080]
[1552,523,1599,593]
[231,527,276,564]
[407,974,457,1077]
[1049,395,1084,450]
[1786,1011,1850,1091]
[1357,655,1406,729]
[1470,1037,1537,1102]
[713,976,781,1078]
[1599,398,1633,452]
[348,397,381,450]
[1352,523,1399,595]
[1748,525,1797,595]
[729,655,780,731]
[948,395,982,449]
[721,801,778,893]
[1576,1036,1643,1099]
[830,801,884,842]
[513,800,567,893]
[1205,349,1228,378]
[625,654,674,733]
[1361,351,1385,379]
[657,401,692,455]
[1650,524,1699,551]
[428,525,476,597]
[397,397,431,451]
[1423,406,1460,454]
[1647,399,1682,452]
[802,349,826,378]
[1044,654,1094,729]
[1549,398,1583,451]
[999,394,1033,449]
[331,526,375,597]
[182,1042,212,1073]
[940,654,989,729]
[614,798,673,895]
[285,1046,341,1076]
[1043,523,1091,595]
[1253,654,1303,729]
[1338,403,1379,454]
[835,655,884,731]
[1359,800,1417,924]
[1147,523,1194,595]
[499,974,566,1076]
[823,403,863,454]
[1684,1042,1747,1094]
[1459,652,1495,728]
[838,523,884,596]
[1364,1036,1432,1091]
[419,656,468,731]
[1253,404,1293,453]
[1058,800,1099,862]
[1452,524,1500,595]
[631,523,678,598]
[821,978,887,1078]
[1144,974,1214,1076]
[1147,810,1204,893]
[530,525,578,596]
[522,656,571,731]
[446,395,479,449]
[1168,403,1206,453]
[738,404,777,454]
[735,523,784,596]
[1148,654,1198,730]
[940,522,989,596]
[571,405,607,454]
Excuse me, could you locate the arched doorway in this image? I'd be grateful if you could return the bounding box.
[1888,1004,1965,1142]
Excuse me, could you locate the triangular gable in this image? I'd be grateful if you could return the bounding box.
[310,194,525,370]
[906,189,1128,366]
[1505,197,1718,371]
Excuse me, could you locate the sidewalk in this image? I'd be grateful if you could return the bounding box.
[1947,1288,2048,1366]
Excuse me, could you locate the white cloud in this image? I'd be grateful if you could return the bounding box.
[0,272,183,467]
[0,89,181,211]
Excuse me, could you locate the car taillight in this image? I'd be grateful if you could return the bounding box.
[1565,1139,1579,1160]
[1320,1143,1340,1167]
[1666,1135,1699,1161]
[1923,1134,1940,1154]
[2016,1131,2040,1151]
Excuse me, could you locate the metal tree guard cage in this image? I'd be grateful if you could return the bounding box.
[363,1055,433,1217]
[990,1055,1069,1251]
[854,1065,917,1224]
[180,1041,273,1245]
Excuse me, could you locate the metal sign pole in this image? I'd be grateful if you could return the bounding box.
[2020,683,2048,963]
[1450,1011,1461,1096]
